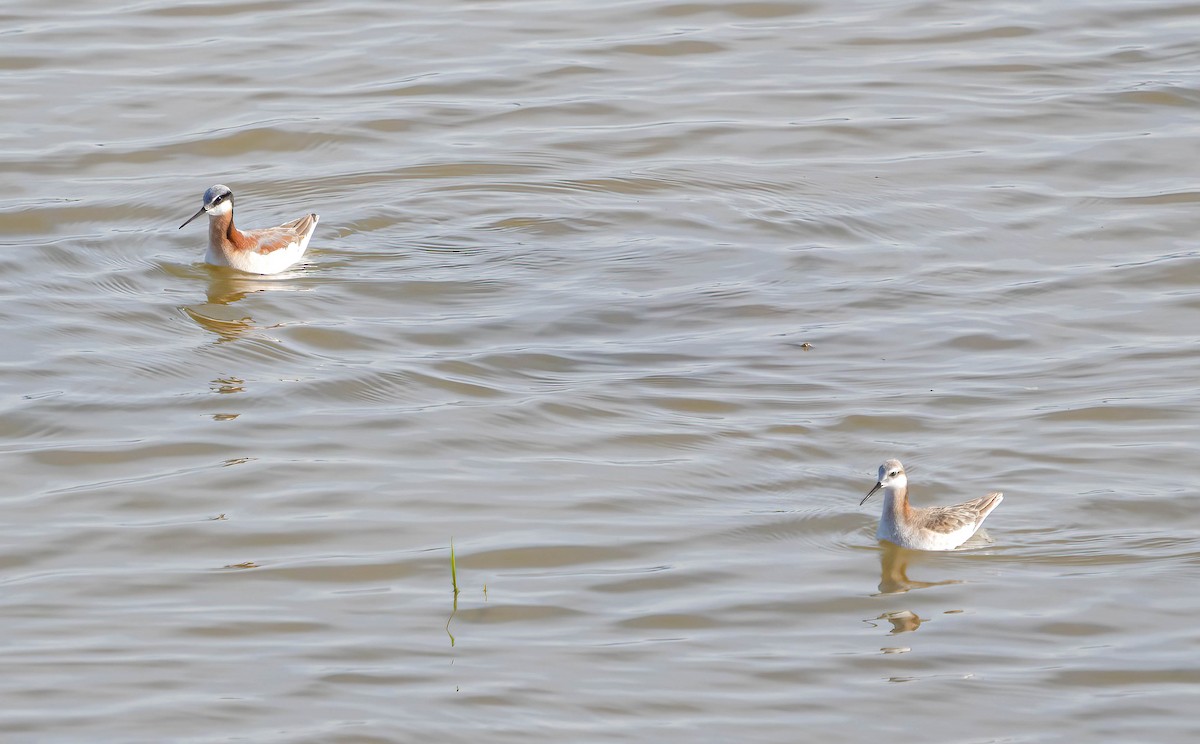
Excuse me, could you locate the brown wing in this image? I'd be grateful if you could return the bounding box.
[923,492,1002,532]
[278,213,318,234]
[244,214,318,255]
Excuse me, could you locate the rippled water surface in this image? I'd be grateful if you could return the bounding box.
[3,0,1200,740]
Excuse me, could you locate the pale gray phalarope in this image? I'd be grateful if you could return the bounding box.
[861,459,1002,551]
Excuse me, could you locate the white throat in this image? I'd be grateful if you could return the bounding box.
[207,200,233,218]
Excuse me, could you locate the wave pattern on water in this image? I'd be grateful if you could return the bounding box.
[1,0,1199,741]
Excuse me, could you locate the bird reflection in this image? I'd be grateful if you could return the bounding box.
[876,542,961,595]
[211,376,244,395]
[874,609,923,634]
[183,303,254,342]
[182,270,302,341]
[203,271,298,306]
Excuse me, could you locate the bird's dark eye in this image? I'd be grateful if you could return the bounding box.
[213,195,224,202]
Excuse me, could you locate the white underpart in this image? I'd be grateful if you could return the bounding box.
[871,466,1001,551]
[875,486,983,551]
[204,212,318,275]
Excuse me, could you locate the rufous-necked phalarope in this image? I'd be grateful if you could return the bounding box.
[861,459,1002,551]
[179,184,318,274]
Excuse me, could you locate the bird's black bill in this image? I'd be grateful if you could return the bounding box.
[179,206,206,229]
[860,481,882,506]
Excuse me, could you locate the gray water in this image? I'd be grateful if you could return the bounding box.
[2,0,1199,741]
